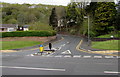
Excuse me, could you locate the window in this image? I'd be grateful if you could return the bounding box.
[2,28,4,31]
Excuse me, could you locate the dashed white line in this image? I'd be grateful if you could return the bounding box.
[54,55,62,57]
[116,56,120,58]
[94,56,102,58]
[73,55,81,58]
[105,56,114,58]
[46,55,53,57]
[83,56,91,58]
[64,55,71,58]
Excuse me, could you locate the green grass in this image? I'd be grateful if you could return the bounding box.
[1,41,42,50]
[96,33,119,38]
[92,40,119,50]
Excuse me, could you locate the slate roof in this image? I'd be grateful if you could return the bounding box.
[23,25,30,28]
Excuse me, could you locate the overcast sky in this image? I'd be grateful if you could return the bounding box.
[0,0,71,6]
[0,0,119,6]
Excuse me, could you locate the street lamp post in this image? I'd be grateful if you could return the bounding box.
[84,15,90,45]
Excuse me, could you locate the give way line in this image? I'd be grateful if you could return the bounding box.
[0,66,65,71]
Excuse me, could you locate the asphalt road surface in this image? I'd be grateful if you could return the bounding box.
[1,34,119,75]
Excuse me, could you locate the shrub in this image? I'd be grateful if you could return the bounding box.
[1,30,56,38]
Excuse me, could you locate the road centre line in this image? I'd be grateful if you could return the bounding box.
[0,66,66,71]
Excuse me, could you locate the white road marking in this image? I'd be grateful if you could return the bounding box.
[105,56,114,58]
[52,48,57,51]
[30,54,34,56]
[58,47,62,50]
[0,66,65,71]
[83,56,91,58]
[46,55,53,57]
[61,50,72,54]
[94,56,102,58]
[67,42,69,44]
[88,50,91,51]
[64,55,71,58]
[73,55,81,58]
[54,55,62,57]
[116,56,120,58]
[104,71,120,74]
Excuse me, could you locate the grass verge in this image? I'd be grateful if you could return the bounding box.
[96,33,119,38]
[1,41,42,50]
[92,40,119,50]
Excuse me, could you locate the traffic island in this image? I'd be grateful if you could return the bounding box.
[33,50,55,56]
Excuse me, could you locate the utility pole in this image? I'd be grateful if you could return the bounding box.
[88,15,90,45]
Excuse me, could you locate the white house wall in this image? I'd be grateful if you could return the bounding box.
[7,28,16,32]
[24,28,29,31]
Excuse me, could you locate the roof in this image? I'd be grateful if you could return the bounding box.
[0,24,18,28]
[23,25,30,28]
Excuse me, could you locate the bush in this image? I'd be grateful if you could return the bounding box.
[1,30,56,38]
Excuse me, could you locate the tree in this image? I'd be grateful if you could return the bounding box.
[66,2,84,27]
[94,2,117,35]
[115,1,120,30]
[85,2,97,16]
[7,18,18,24]
[49,7,58,30]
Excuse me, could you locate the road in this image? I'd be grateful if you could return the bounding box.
[1,34,119,75]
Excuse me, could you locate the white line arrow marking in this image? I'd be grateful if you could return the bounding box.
[61,50,72,54]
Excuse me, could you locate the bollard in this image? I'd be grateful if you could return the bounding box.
[49,43,52,50]
[39,45,44,55]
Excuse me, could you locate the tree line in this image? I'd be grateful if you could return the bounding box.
[1,2,120,37]
[50,1,120,37]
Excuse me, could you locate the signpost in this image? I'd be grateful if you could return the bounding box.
[39,45,44,55]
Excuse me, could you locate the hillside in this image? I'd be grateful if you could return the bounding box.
[1,2,65,26]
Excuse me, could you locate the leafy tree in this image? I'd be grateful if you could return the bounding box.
[49,7,58,30]
[94,2,117,35]
[66,2,84,27]
[29,21,53,31]
[85,2,97,16]
[7,18,18,24]
[115,1,120,30]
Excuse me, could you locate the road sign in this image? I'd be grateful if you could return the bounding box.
[39,45,44,52]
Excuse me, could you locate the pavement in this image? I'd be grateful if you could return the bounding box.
[1,34,119,75]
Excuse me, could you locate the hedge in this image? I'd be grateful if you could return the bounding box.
[1,30,56,38]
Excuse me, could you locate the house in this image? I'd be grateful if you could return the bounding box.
[0,24,18,32]
[17,25,30,31]
[23,25,30,31]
